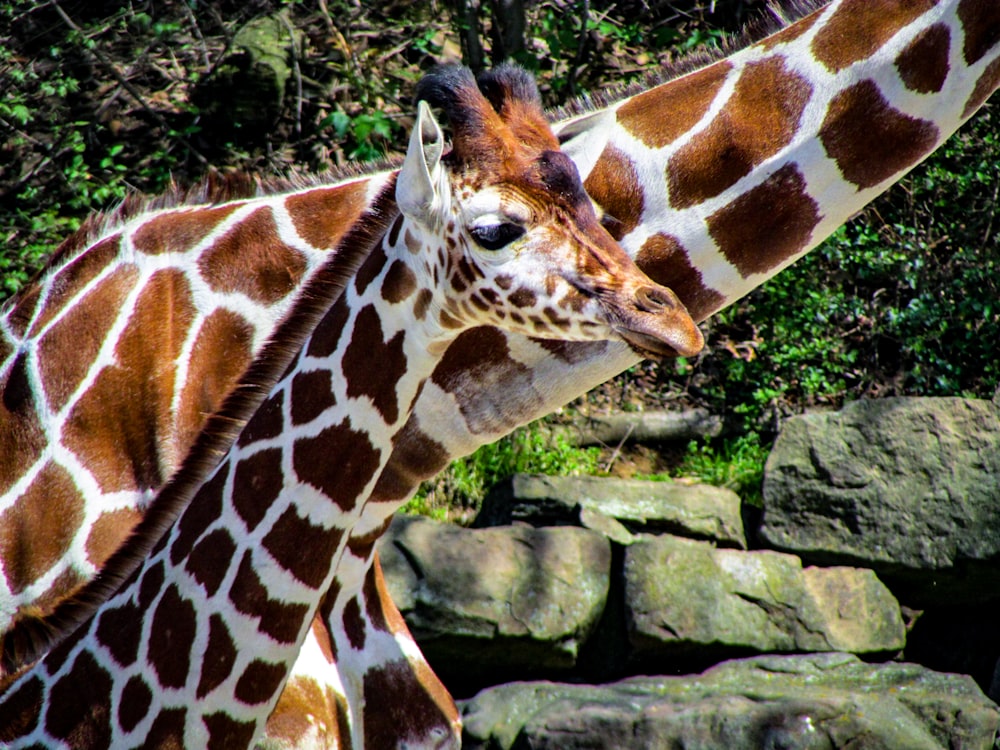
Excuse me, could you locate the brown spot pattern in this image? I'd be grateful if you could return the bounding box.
[759,7,823,50]
[0,675,43,741]
[382,259,418,304]
[286,180,369,249]
[354,245,388,297]
[171,461,228,565]
[44,651,112,745]
[197,614,238,699]
[362,660,458,750]
[95,600,142,667]
[62,268,197,493]
[294,418,382,511]
[707,163,821,277]
[85,507,143,568]
[343,305,406,424]
[819,79,939,189]
[291,369,336,426]
[964,56,1000,118]
[27,234,121,338]
[5,284,39,340]
[232,448,283,531]
[306,295,350,359]
[118,675,153,733]
[138,561,166,610]
[198,206,307,304]
[144,708,187,748]
[812,0,937,72]
[896,24,951,93]
[175,308,255,458]
[262,506,343,589]
[238,391,285,447]
[265,676,339,748]
[132,204,238,255]
[186,528,237,596]
[204,712,257,750]
[430,327,540,435]
[0,357,46,496]
[668,57,812,209]
[958,0,1000,64]
[342,596,367,650]
[618,61,732,148]
[413,288,433,320]
[229,550,311,644]
[235,659,287,705]
[635,234,725,321]
[583,145,644,240]
[37,264,139,412]
[148,584,197,689]
[373,421,449,502]
[0,462,84,595]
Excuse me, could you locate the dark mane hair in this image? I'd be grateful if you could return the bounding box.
[0,175,400,679]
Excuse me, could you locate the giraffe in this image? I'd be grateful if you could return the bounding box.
[0,0,997,747]
[0,63,703,748]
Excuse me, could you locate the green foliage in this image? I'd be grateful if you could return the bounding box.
[402,425,602,522]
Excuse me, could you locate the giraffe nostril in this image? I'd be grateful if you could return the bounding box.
[635,286,675,313]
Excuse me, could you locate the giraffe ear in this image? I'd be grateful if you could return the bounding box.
[397,100,446,225]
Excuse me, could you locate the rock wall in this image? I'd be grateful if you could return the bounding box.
[376,397,1000,748]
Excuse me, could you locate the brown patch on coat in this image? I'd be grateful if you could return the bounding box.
[170,461,227,565]
[373,420,450,502]
[4,284,38,340]
[0,355,47,497]
[343,305,407,425]
[266,675,343,749]
[294,418,383,511]
[583,145,644,240]
[197,614,238,698]
[362,660,459,750]
[94,599,142,667]
[238,390,285,447]
[174,308,255,459]
[617,61,732,148]
[85,507,143,569]
[896,23,951,93]
[413,288,433,320]
[37,263,140,412]
[44,651,113,745]
[27,234,122,338]
[365,553,409,635]
[812,0,937,72]
[0,461,84,595]
[138,561,166,610]
[306,294,350,359]
[707,163,821,277]
[964,56,1000,118]
[429,327,540,436]
[668,57,812,209]
[635,233,725,321]
[819,79,939,189]
[232,448,284,532]
[198,206,308,304]
[62,268,198,493]
[262,505,344,589]
[354,244,388,297]
[291,369,336,426]
[118,676,153,733]
[204,712,257,750]
[143,708,187,748]
[186,528,238,596]
[342,596,367,650]
[132,204,239,255]
[382,259,418,304]
[0,675,43,741]
[229,550,312,643]
[286,180,370,249]
[958,0,1000,64]
[234,659,288,705]
[147,583,197,689]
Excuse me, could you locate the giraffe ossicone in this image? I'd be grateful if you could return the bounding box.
[0,63,700,749]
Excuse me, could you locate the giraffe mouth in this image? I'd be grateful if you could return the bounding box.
[615,327,682,360]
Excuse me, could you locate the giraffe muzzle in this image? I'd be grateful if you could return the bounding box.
[609,283,704,360]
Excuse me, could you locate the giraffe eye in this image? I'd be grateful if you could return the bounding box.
[469,223,525,251]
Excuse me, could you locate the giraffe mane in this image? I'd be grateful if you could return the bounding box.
[551,0,833,122]
[0,176,402,678]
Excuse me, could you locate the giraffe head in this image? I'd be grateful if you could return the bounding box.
[395,64,704,359]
